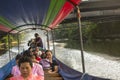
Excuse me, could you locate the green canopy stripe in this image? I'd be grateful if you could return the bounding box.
[43,0,65,26]
[0,16,15,28]
[42,0,57,26]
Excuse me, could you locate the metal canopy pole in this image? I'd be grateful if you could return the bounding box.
[17,33,20,54]
[47,30,50,50]
[76,6,85,73]
[8,33,11,61]
[51,30,56,57]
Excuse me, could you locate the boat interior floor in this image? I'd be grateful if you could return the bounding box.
[44,69,63,80]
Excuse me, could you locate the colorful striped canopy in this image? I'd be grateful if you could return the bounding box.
[0,0,81,33]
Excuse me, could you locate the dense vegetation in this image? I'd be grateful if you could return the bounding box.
[0,33,24,50]
[54,21,120,43]
[92,21,120,40]
[53,21,120,57]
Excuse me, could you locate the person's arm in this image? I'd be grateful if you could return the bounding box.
[48,65,58,73]
[48,60,59,74]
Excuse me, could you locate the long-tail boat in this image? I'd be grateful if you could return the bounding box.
[0,0,111,80]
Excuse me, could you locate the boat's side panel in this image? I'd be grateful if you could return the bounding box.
[0,59,16,80]
[57,59,83,80]
[56,58,111,80]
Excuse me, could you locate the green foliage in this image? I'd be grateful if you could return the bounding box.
[2,35,13,44]
[0,35,14,48]
[92,21,120,39]
[19,32,25,41]
[54,23,79,41]
[54,21,120,50]
[82,22,97,40]
[54,22,97,42]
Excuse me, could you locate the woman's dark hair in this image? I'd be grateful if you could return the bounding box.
[41,53,47,59]
[18,56,33,68]
[22,50,31,56]
[15,54,22,61]
[45,50,52,54]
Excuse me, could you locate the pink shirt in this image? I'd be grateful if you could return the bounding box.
[10,74,44,80]
[11,63,44,77]
[32,63,44,76]
[11,65,21,76]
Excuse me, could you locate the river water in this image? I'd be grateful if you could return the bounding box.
[54,42,120,80]
[0,42,120,80]
[0,44,27,68]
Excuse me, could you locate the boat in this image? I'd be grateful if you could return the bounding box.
[0,0,111,80]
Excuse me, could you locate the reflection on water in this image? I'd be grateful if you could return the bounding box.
[84,40,120,57]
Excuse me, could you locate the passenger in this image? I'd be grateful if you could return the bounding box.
[10,56,44,80]
[11,53,44,77]
[40,53,51,69]
[45,50,59,74]
[34,53,41,62]
[11,54,22,76]
[28,55,44,77]
[31,54,39,63]
[34,47,42,57]
[22,47,34,57]
[22,50,31,57]
[28,47,33,55]
[41,52,47,59]
[34,33,43,48]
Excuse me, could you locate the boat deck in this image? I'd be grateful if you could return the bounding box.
[44,69,63,80]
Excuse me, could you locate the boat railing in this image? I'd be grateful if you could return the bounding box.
[80,73,89,80]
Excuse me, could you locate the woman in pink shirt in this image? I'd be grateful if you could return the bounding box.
[10,56,44,80]
[11,54,44,77]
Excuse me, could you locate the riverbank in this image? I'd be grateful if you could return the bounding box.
[0,42,18,56]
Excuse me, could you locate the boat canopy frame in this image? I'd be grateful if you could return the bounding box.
[6,4,86,74]
[7,24,50,61]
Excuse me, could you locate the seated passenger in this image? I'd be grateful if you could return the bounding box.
[28,47,34,55]
[34,47,42,57]
[11,53,44,77]
[34,53,41,62]
[40,53,51,69]
[29,54,44,77]
[45,50,59,74]
[32,47,43,62]
[22,50,31,57]
[31,54,39,63]
[10,56,44,80]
